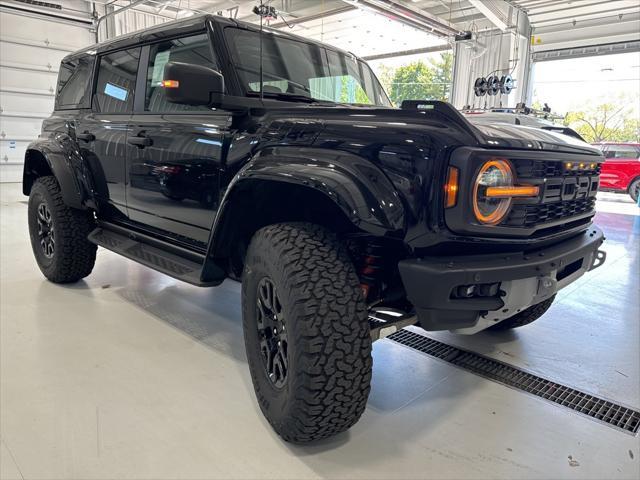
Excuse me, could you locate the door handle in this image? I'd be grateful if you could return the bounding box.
[128,135,153,148]
[76,132,95,142]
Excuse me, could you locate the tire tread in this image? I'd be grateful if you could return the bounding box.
[488,295,555,331]
[243,222,372,443]
[30,176,96,283]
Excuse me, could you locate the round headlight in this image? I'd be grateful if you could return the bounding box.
[473,159,513,225]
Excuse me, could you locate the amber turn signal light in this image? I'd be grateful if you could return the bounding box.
[485,185,539,198]
[161,80,180,88]
[444,166,459,208]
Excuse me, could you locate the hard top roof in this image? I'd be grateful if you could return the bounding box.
[64,13,354,61]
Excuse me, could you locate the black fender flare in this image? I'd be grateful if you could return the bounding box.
[204,146,405,272]
[23,136,92,210]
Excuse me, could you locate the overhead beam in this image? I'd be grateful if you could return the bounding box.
[532,6,640,27]
[512,0,563,7]
[362,43,451,61]
[528,0,627,18]
[342,0,460,37]
[97,0,152,23]
[532,40,640,61]
[468,0,509,31]
[268,5,357,28]
[0,3,93,26]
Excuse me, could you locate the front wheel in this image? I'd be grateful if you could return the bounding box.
[488,295,556,331]
[242,222,372,443]
[629,178,640,203]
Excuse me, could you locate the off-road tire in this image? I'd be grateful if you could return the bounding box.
[28,176,97,283]
[629,178,640,203]
[242,222,372,443]
[488,295,556,331]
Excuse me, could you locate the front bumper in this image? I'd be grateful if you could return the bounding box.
[398,226,606,333]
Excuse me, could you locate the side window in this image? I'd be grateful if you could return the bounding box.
[610,146,640,159]
[312,50,373,105]
[56,56,93,109]
[94,48,140,113]
[145,34,219,112]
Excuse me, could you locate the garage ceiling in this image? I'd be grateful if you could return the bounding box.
[88,0,639,54]
[5,0,637,56]
[510,0,640,30]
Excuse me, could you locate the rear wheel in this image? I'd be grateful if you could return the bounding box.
[28,176,97,283]
[488,295,555,331]
[629,178,640,203]
[242,222,372,443]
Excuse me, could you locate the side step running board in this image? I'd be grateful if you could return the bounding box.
[369,309,417,342]
[88,223,219,287]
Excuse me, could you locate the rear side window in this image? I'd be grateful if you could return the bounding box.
[94,48,140,113]
[145,33,219,112]
[605,146,640,159]
[56,56,93,109]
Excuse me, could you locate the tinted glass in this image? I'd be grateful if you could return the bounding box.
[94,48,140,113]
[146,33,219,112]
[225,28,391,107]
[608,146,640,159]
[56,56,93,109]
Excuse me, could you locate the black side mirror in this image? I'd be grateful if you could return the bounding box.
[163,62,224,106]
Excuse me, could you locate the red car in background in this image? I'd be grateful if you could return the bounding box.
[593,143,640,203]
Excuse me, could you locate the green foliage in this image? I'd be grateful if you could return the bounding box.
[387,52,453,106]
[428,52,453,100]
[564,101,640,143]
[338,76,373,104]
[375,65,395,95]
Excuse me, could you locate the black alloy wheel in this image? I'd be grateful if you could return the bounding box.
[256,276,288,388]
[36,202,55,258]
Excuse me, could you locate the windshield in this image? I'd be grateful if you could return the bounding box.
[225,28,392,107]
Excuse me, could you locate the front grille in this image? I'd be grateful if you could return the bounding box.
[501,157,600,232]
[506,197,596,228]
[515,159,601,178]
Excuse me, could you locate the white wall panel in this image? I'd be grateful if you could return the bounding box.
[1,68,60,92]
[0,9,93,182]
[450,30,530,110]
[0,91,54,112]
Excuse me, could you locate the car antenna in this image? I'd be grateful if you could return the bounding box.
[253,1,273,101]
[253,2,289,101]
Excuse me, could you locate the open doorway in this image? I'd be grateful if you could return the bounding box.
[531,51,640,143]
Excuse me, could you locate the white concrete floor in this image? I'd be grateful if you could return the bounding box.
[1,183,639,480]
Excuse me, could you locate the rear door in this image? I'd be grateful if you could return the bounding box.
[126,33,230,244]
[76,47,140,217]
[601,144,640,190]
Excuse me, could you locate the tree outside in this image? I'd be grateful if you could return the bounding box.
[563,97,640,143]
[382,52,453,106]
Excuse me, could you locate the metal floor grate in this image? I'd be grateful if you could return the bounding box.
[388,329,640,435]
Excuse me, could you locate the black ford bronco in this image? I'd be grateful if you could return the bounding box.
[24,14,606,443]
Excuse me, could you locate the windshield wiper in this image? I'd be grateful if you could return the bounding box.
[249,91,326,104]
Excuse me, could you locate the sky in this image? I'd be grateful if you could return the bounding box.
[531,52,640,117]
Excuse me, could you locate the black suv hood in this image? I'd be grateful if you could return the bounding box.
[257,103,601,156]
[469,121,601,156]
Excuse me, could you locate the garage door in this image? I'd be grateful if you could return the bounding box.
[0,9,93,182]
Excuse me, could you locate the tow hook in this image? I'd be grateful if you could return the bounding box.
[590,249,606,271]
